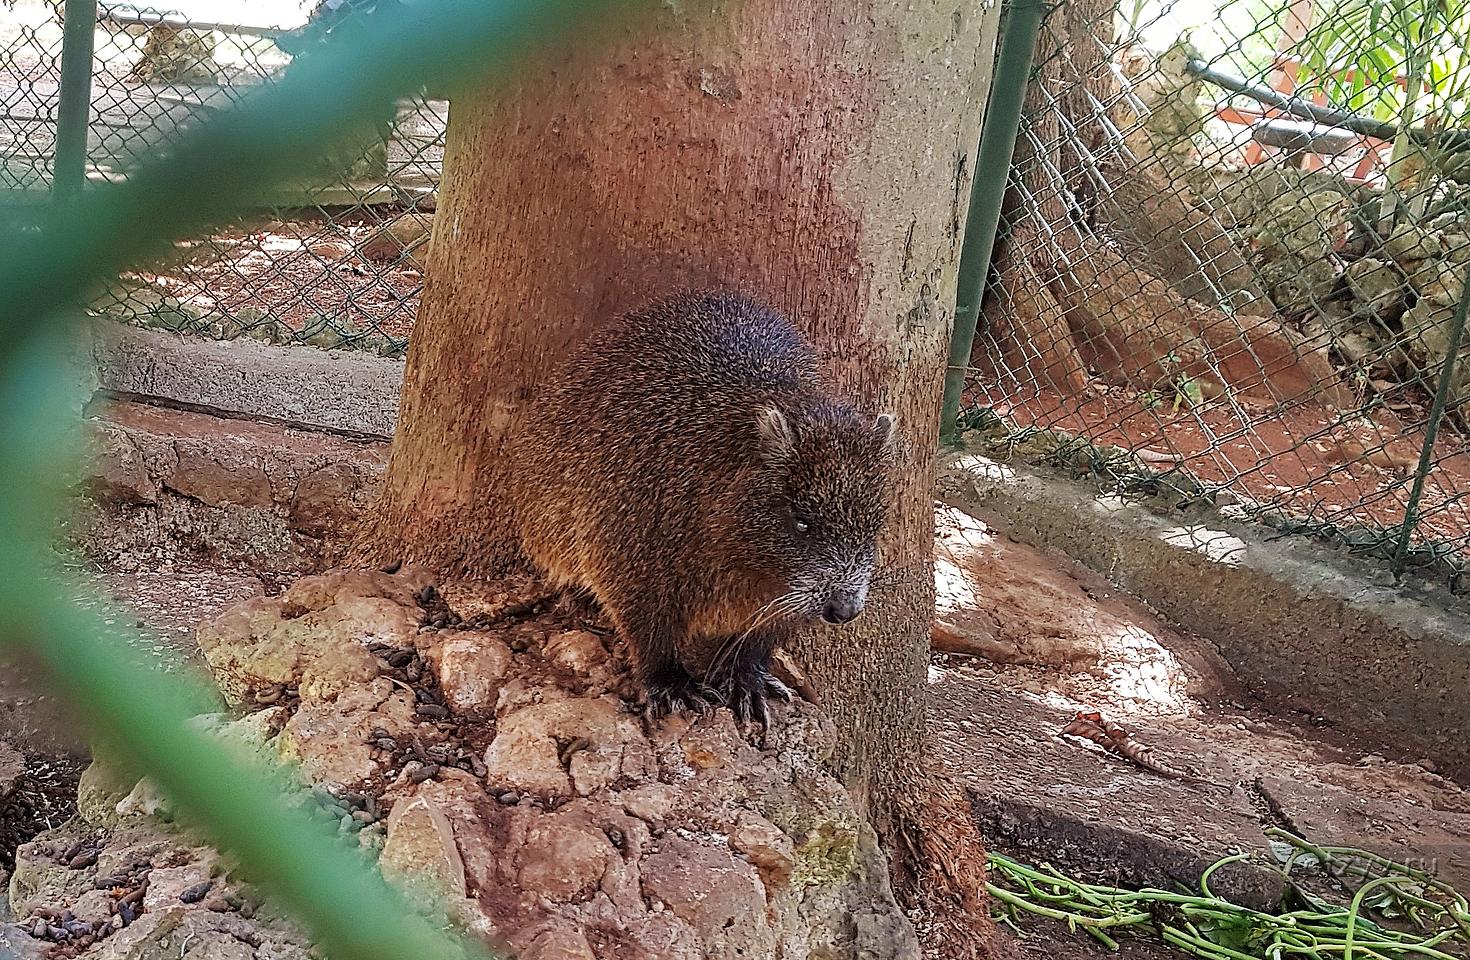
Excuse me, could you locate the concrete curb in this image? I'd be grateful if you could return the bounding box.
[89,321,404,439]
[81,400,388,572]
[941,453,1470,783]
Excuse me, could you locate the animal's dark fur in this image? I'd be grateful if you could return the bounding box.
[513,291,896,721]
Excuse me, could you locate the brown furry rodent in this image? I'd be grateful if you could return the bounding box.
[513,291,897,722]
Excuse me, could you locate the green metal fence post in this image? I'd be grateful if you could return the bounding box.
[1393,262,1470,574]
[53,0,99,201]
[939,0,1047,445]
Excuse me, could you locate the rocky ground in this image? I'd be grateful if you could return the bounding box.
[1,504,1467,959]
[1,566,919,960]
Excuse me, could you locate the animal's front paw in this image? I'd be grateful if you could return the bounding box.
[726,669,792,728]
[643,665,722,721]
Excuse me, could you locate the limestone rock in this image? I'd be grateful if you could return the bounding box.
[196,568,432,706]
[514,804,615,904]
[88,906,307,960]
[521,924,598,960]
[619,782,682,825]
[1384,223,1447,263]
[379,796,467,899]
[543,630,615,684]
[27,569,925,959]
[423,632,513,714]
[115,777,171,820]
[7,840,96,918]
[358,213,433,269]
[86,429,158,505]
[277,680,419,789]
[0,925,48,960]
[729,811,796,892]
[1343,257,1409,318]
[168,440,273,509]
[483,696,655,799]
[76,757,137,825]
[643,838,776,960]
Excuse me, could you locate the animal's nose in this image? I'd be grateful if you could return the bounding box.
[822,596,863,625]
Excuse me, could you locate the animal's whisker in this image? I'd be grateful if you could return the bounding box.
[707,590,805,682]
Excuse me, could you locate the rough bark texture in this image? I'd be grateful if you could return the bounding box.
[975,0,1345,408]
[355,0,998,884]
[1096,159,1272,313]
[978,240,1090,395]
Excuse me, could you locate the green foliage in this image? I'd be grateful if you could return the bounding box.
[1289,0,1470,130]
[0,2,640,958]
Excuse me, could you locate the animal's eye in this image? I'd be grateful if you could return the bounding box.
[793,517,811,534]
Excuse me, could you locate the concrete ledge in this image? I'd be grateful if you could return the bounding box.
[89,321,404,439]
[942,453,1470,784]
[79,399,388,572]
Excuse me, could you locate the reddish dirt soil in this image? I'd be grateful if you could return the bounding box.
[970,381,1470,550]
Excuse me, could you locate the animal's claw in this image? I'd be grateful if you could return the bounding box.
[725,669,788,729]
[643,669,722,721]
[762,674,794,702]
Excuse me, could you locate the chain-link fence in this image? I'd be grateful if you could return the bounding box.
[960,0,1470,588]
[0,0,444,357]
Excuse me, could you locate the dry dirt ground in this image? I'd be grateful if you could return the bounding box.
[976,383,1470,549]
[3,513,1467,958]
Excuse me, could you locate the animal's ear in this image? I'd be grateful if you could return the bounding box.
[873,412,898,452]
[756,405,795,458]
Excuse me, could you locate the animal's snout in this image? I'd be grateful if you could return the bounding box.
[821,595,864,625]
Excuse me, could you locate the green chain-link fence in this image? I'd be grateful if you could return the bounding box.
[959,0,1470,589]
[0,0,444,358]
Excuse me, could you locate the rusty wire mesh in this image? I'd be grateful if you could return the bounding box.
[961,0,1470,587]
[0,0,443,357]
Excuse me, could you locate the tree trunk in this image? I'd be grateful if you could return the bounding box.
[355,0,997,859]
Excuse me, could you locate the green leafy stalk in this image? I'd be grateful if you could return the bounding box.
[988,846,1469,960]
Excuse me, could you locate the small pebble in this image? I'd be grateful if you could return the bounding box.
[179,880,213,904]
[409,764,440,784]
[204,897,231,913]
[497,791,519,805]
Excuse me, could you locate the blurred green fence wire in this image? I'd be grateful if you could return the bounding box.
[0,2,636,958]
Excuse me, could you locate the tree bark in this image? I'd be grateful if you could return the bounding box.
[354,0,999,866]
[976,0,1343,408]
[1095,159,1272,313]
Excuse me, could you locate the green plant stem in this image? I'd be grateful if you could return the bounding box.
[989,845,1469,960]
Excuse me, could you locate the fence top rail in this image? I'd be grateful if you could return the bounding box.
[95,2,294,38]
